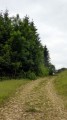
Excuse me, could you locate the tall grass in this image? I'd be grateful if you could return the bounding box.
[54,70,67,107]
[0,79,30,104]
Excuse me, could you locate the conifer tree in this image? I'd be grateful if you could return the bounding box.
[0,10,55,78]
[44,45,50,67]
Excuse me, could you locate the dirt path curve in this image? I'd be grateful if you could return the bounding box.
[45,78,67,120]
[0,77,67,120]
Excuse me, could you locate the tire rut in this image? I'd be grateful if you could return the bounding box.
[0,79,42,120]
[45,78,67,120]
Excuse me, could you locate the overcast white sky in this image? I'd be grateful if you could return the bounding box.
[0,0,67,69]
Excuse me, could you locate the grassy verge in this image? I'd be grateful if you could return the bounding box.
[0,79,30,104]
[54,70,67,107]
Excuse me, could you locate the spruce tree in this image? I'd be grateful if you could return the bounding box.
[44,45,50,67]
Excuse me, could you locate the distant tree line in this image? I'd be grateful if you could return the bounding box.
[0,10,55,79]
[57,68,67,73]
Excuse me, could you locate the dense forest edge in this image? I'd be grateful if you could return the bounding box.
[0,10,56,80]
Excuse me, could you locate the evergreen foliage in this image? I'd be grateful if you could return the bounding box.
[0,10,55,79]
[44,45,50,67]
[44,46,56,75]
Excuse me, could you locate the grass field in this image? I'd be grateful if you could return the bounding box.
[0,79,30,104]
[54,70,67,107]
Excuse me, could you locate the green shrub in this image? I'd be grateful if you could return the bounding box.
[26,71,36,80]
[38,64,49,77]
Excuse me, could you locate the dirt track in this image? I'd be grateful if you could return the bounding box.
[45,78,67,120]
[0,78,67,120]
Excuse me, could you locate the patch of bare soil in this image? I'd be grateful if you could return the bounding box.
[0,78,67,120]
